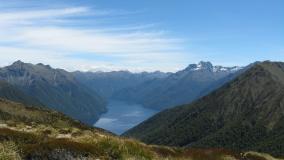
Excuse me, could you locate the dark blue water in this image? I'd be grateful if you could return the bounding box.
[94,100,157,135]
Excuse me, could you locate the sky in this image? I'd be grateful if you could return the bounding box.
[0,0,283,72]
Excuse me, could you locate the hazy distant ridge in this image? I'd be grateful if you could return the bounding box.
[113,61,243,110]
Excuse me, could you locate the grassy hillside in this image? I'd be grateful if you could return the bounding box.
[0,98,281,160]
[124,61,284,158]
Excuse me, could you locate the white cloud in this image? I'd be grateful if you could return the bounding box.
[0,46,121,71]
[0,3,190,72]
[0,7,88,21]
[14,27,182,54]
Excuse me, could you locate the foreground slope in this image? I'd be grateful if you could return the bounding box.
[0,98,280,160]
[114,61,241,110]
[124,61,284,157]
[0,61,106,125]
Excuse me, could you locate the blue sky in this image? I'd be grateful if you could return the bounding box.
[0,0,283,72]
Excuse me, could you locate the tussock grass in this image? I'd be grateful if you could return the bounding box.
[1,127,284,160]
[1,98,283,160]
[244,152,284,160]
[0,141,21,160]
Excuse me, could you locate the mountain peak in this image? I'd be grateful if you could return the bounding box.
[8,61,56,74]
[12,60,25,66]
[184,61,243,73]
[37,63,52,69]
[185,61,213,71]
[198,61,213,70]
[8,60,31,71]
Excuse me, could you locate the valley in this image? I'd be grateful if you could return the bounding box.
[0,1,283,159]
[0,60,283,160]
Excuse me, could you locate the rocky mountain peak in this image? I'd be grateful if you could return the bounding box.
[185,61,213,71]
[185,61,242,73]
[12,60,24,65]
[37,63,52,69]
[198,61,213,70]
[9,61,52,71]
[5,61,31,75]
[10,60,26,68]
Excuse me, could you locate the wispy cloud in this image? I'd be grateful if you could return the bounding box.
[0,7,88,21]
[0,1,188,72]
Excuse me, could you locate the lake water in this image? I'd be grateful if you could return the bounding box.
[94,100,157,135]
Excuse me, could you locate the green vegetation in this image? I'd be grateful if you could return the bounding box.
[0,61,283,159]
[0,80,42,107]
[0,98,281,160]
[124,61,284,158]
[0,141,21,160]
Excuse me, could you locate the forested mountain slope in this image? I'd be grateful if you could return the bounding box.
[124,61,284,158]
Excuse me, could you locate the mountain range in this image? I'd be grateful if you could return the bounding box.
[124,61,284,157]
[73,70,170,99]
[113,61,243,110]
[0,61,106,125]
[0,60,243,126]
[0,60,283,159]
[75,61,243,111]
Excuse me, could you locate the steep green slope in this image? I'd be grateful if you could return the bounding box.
[0,61,107,125]
[124,61,284,158]
[0,98,281,160]
[0,80,42,107]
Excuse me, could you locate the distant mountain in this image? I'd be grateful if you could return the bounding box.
[124,61,284,157]
[114,61,242,110]
[0,98,279,160]
[74,70,170,99]
[0,80,43,107]
[0,61,107,125]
